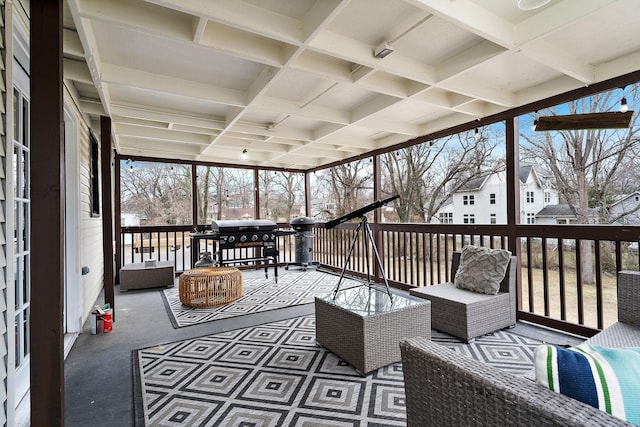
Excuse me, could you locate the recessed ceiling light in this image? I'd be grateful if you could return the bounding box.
[517,0,551,10]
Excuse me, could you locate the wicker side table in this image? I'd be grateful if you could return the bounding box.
[315,287,431,375]
[179,267,243,308]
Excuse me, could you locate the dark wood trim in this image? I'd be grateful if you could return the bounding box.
[254,169,260,219]
[506,117,523,311]
[191,164,198,266]
[304,172,311,218]
[101,116,115,314]
[30,1,65,424]
[115,151,122,283]
[517,312,599,338]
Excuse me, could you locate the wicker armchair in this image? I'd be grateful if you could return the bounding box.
[409,251,516,342]
[399,270,640,427]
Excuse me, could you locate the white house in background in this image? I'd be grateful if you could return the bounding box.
[609,191,640,225]
[535,204,598,225]
[535,192,640,225]
[121,212,142,227]
[436,165,558,224]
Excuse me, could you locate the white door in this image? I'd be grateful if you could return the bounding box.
[12,57,31,408]
[64,109,81,355]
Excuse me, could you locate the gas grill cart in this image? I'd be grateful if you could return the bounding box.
[285,217,319,271]
[190,219,280,282]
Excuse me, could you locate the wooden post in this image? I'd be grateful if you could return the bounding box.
[101,116,115,314]
[30,0,65,424]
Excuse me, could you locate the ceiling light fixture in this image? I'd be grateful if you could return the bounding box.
[517,0,551,10]
[532,111,539,131]
[241,149,248,160]
[474,128,480,140]
[373,41,394,59]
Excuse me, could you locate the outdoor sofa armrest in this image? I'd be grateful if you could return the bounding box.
[399,337,633,427]
[618,270,640,327]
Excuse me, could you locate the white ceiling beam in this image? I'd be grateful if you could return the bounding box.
[515,0,620,45]
[63,28,84,58]
[521,39,595,84]
[440,77,515,108]
[408,0,515,49]
[350,95,403,123]
[78,99,106,116]
[101,63,247,107]
[118,137,203,156]
[79,0,194,42]
[192,16,207,43]
[247,66,280,103]
[355,118,420,136]
[64,58,93,84]
[254,96,350,125]
[596,49,640,82]
[435,40,507,82]
[230,122,313,142]
[199,22,288,67]
[309,29,437,84]
[301,0,350,41]
[110,103,226,131]
[146,0,303,45]
[311,122,347,141]
[114,123,212,145]
[211,137,303,154]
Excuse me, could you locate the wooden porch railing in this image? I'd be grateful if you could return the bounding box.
[118,222,640,337]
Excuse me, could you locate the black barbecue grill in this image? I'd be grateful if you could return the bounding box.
[190,219,281,281]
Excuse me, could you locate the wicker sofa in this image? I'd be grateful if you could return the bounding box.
[400,270,640,427]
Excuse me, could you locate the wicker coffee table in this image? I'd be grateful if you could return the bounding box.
[179,267,243,308]
[315,286,431,375]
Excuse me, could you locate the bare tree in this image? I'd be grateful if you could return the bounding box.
[121,161,191,225]
[317,160,373,219]
[382,127,502,222]
[520,84,640,283]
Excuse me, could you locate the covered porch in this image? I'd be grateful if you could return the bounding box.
[22,0,640,425]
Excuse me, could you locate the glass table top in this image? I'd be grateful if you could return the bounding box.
[316,285,427,317]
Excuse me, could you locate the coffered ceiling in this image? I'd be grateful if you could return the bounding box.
[63,0,640,170]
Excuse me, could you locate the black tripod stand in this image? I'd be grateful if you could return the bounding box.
[332,214,393,301]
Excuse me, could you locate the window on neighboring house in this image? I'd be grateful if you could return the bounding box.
[490,193,496,204]
[526,212,535,224]
[439,212,453,224]
[469,195,474,205]
[544,191,551,203]
[463,214,475,224]
[90,132,100,216]
[463,195,468,205]
[526,191,534,203]
[490,213,496,224]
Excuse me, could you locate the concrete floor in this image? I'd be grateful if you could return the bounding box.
[63,268,584,426]
[64,269,312,426]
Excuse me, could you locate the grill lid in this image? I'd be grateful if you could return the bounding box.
[211,219,277,233]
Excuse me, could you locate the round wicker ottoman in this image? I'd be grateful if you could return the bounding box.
[179,267,243,308]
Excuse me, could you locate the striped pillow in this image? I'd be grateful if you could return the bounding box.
[534,344,640,424]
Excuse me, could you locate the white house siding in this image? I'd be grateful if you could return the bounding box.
[0,2,8,425]
[68,94,105,327]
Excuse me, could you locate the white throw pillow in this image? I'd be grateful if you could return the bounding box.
[454,245,511,295]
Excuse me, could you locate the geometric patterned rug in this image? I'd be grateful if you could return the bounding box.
[162,270,356,328]
[133,316,542,426]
